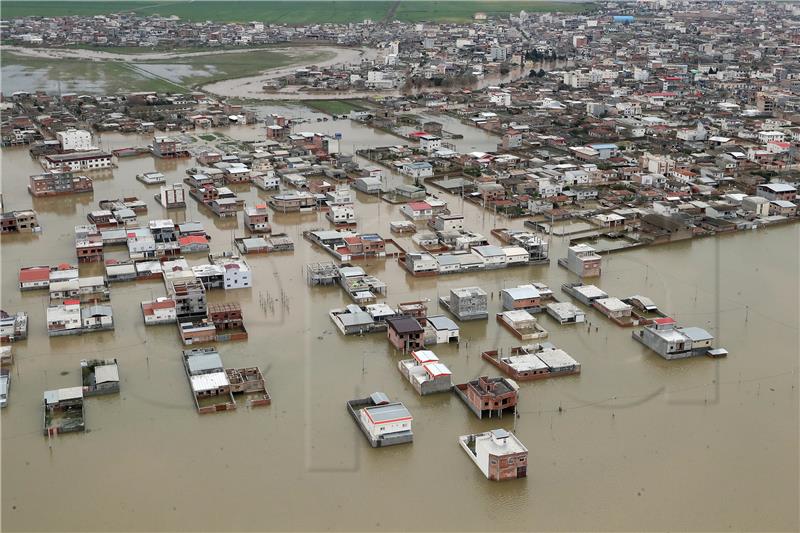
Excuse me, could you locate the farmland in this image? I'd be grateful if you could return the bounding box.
[303,99,370,115]
[1,47,330,94]
[2,1,595,23]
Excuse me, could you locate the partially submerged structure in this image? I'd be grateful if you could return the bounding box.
[482,343,581,381]
[459,429,528,481]
[347,392,413,448]
[43,387,85,436]
[81,358,120,396]
[496,310,548,340]
[558,244,602,278]
[439,287,488,321]
[453,376,519,419]
[397,350,452,395]
[183,348,236,413]
[632,318,727,360]
[546,302,586,325]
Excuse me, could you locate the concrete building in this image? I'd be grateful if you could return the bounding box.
[29,172,93,197]
[440,287,488,321]
[453,376,519,419]
[56,129,92,152]
[756,183,797,202]
[632,317,724,360]
[347,392,413,447]
[397,350,452,395]
[158,183,186,209]
[40,151,112,172]
[424,314,460,344]
[459,429,528,481]
[141,297,177,325]
[386,316,425,352]
[546,302,586,324]
[501,285,542,312]
[560,244,602,278]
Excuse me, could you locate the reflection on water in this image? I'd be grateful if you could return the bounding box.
[0,112,797,532]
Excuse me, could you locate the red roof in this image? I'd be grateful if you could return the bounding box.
[653,317,675,325]
[19,266,49,282]
[63,299,80,306]
[407,201,432,211]
[179,235,208,245]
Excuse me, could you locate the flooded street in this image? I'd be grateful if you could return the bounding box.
[1,109,798,531]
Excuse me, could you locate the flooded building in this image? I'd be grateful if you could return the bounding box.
[157,183,186,209]
[40,150,112,172]
[423,314,460,345]
[1,209,40,233]
[496,310,548,340]
[559,244,602,278]
[397,350,453,395]
[386,315,425,352]
[46,300,82,336]
[440,287,488,321]
[632,318,726,360]
[347,392,413,448]
[28,172,93,197]
[0,311,28,342]
[459,429,528,481]
[453,376,519,419]
[141,297,177,325]
[208,302,248,341]
[482,343,581,381]
[546,302,586,324]
[183,348,236,413]
[244,203,271,233]
[81,358,120,396]
[500,285,542,312]
[225,367,271,407]
[43,387,85,436]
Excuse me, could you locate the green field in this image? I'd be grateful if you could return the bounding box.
[304,99,370,115]
[2,1,594,23]
[394,1,593,22]
[2,47,329,94]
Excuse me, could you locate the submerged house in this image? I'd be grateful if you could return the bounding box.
[632,318,726,359]
[459,429,528,481]
[546,302,586,324]
[500,285,542,312]
[558,244,602,278]
[440,287,488,321]
[386,316,425,352]
[81,304,114,331]
[81,358,120,396]
[43,387,85,436]
[482,343,581,381]
[183,348,236,413]
[453,376,519,419]
[347,392,413,448]
[397,350,453,395]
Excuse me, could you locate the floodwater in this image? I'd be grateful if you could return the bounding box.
[1,108,798,532]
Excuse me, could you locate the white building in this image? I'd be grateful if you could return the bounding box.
[489,92,512,106]
[327,205,356,225]
[563,70,590,88]
[159,183,186,209]
[358,401,413,440]
[401,161,434,179]
[56,129,93,152]
[419,135,442,153]
[141,297,177,325]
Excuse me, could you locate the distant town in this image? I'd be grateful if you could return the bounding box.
[1,1,798,531]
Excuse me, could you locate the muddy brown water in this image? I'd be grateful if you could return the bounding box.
[1,109,798,531]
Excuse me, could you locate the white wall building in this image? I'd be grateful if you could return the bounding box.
[57,129,93,152]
